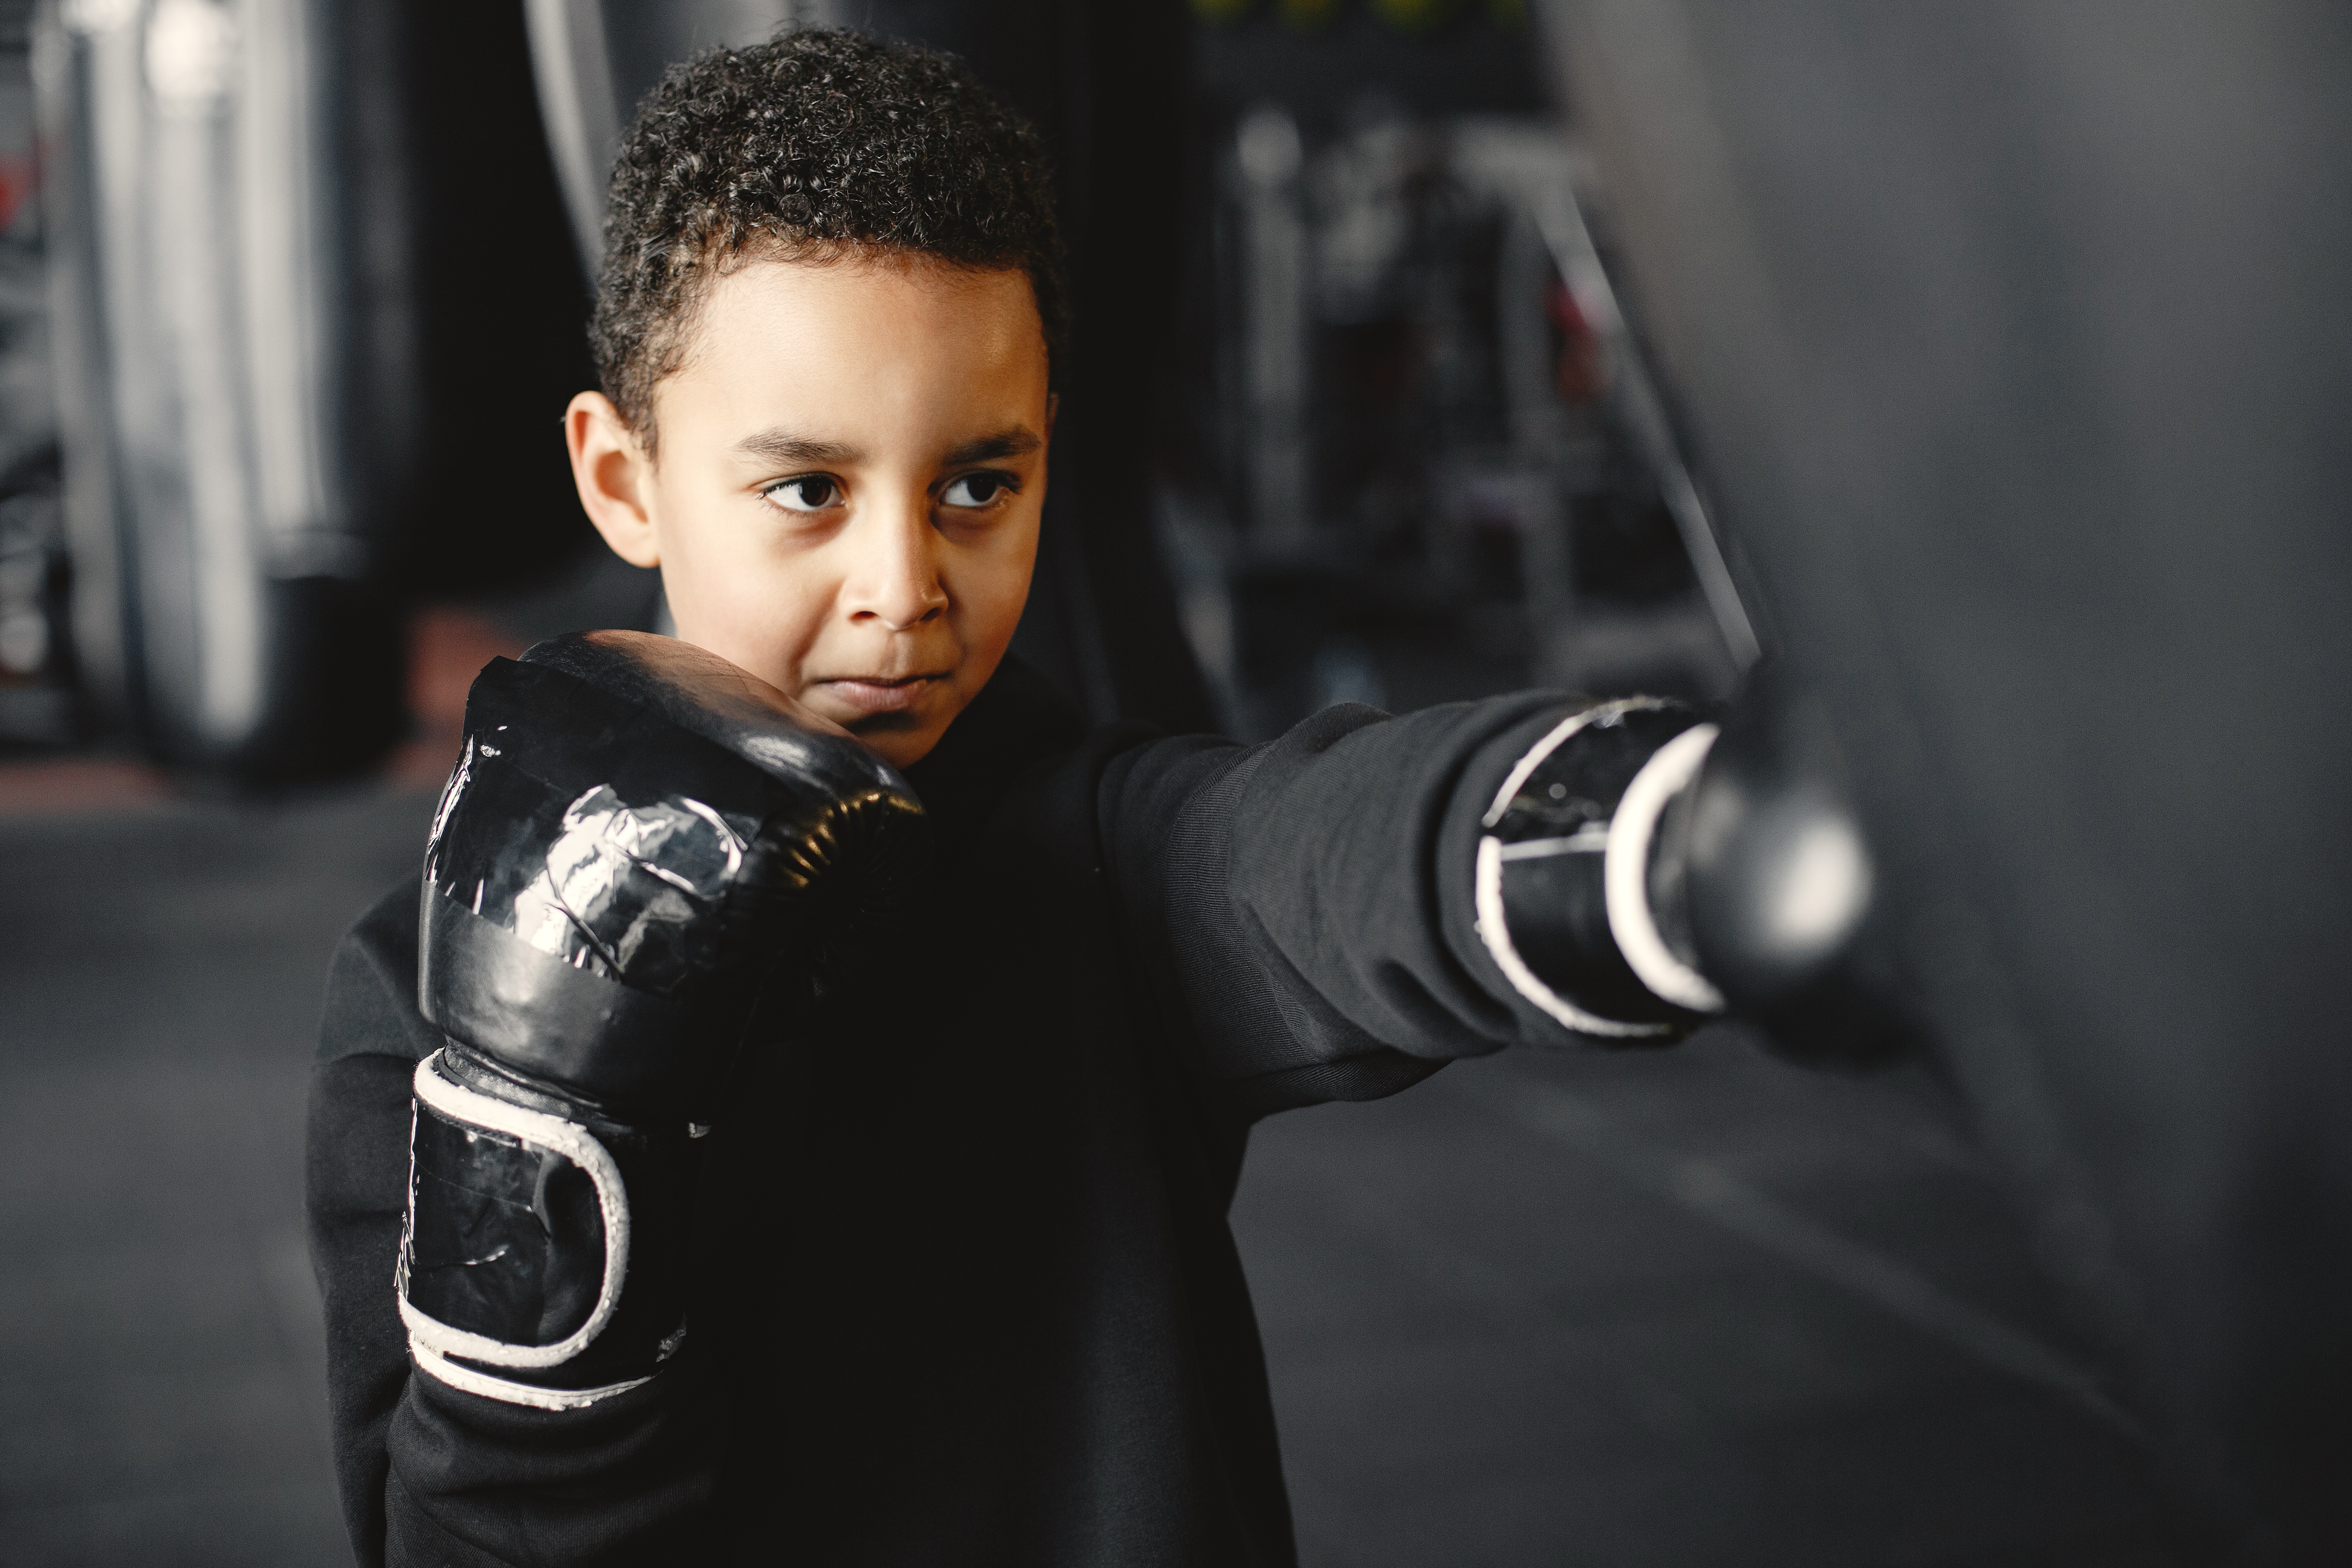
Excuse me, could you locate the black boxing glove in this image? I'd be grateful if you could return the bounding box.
[1477,675,1894,1056]
[1476,697,1727,1041]
[398,631,925,1409]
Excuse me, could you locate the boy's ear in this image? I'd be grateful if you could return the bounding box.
[566,392,661,568]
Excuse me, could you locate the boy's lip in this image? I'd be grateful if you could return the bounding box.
[813,673,947,715]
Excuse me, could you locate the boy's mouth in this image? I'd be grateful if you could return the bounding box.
[813,673,947,716]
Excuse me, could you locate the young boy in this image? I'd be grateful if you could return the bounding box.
[308,29,1758,1567]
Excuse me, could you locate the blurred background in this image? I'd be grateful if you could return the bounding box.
[6,0,2349,1563]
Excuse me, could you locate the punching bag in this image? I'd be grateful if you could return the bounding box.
[1537,1,2352,1555]
[38,0,593,777]
[37,0,407,776]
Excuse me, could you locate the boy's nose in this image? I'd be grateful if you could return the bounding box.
[841,500,950,631]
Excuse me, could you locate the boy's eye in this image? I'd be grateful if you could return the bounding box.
[764,475,840,512]
[941,472,1014,509]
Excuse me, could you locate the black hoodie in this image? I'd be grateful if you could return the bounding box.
[306,657,1585,1566]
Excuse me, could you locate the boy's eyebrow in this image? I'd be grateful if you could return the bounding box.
[940,428,1043,467]
[734,429,864,468]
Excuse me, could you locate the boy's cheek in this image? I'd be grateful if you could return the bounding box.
[664,577,823,703]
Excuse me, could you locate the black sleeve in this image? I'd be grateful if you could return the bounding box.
[305,884,718,1568]
[1101,695,1587,1119]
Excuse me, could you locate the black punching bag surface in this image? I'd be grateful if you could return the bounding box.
[1539,2,2352,1555]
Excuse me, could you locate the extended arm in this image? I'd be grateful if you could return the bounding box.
[1103,679,1873,1116]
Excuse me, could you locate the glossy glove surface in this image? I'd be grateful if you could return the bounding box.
[401,631,927,1405]
[420,630,927,1114]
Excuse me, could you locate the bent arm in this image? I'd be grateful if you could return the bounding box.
[306,886,718,1568]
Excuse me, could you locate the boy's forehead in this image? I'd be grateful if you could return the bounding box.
[657,255,1048,450]
[690,255,1040,376]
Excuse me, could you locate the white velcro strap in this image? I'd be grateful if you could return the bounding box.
[409,1340,652,1412]
[397,1050,633,1371]
[1604,722,1727,1013]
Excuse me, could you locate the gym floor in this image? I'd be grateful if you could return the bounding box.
[0,696,2181,1567]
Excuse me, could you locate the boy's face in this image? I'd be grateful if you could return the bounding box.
[566,255,1050,769]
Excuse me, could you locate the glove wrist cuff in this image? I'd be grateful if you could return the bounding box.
[399,1049,695,1408]
[1474,700,1726,1038]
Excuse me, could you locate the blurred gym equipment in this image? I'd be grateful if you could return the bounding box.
[0,2,67,747]
[1174,8,1748,738]
[36,0,592,777]
[1540,0,2352,1554]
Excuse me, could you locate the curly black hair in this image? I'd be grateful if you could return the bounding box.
[590,29,1065,450]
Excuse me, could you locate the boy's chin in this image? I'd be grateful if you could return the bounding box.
[841,709,950,770]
